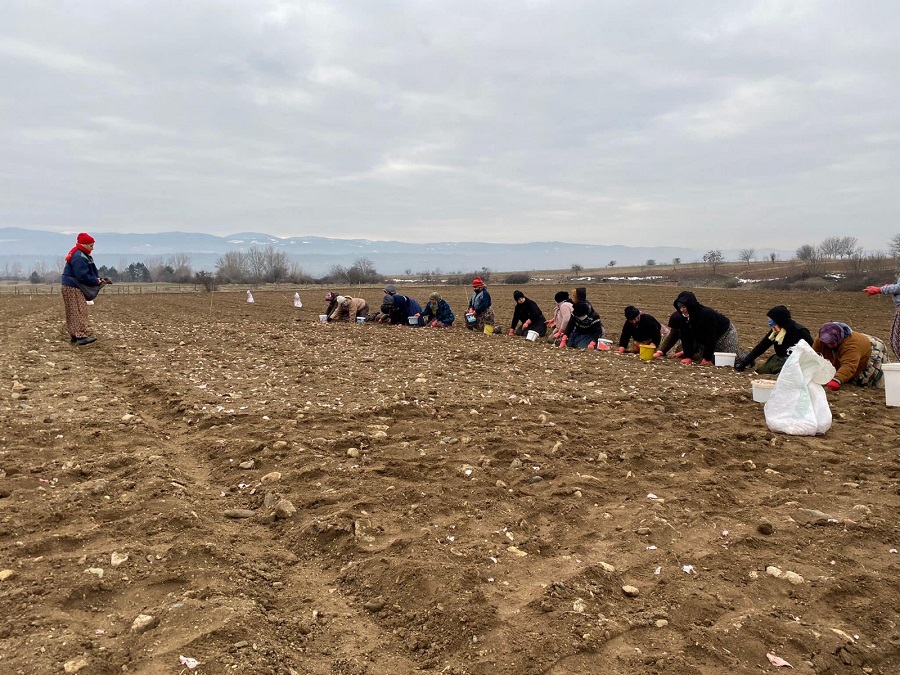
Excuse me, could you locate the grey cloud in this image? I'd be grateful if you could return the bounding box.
[1,1,899,249]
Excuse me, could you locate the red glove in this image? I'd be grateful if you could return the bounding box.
[826,379,840,391]
[673,351,684,359]
[559,335,568,348]
[509,329,515,336]
[617,346,626,354]
[430,320,438,328]
[865,286,882,296]
[523,320,531,329]
[653,351,664,359]
[553,331,562,339]
[587,341,597,350]
[700,359,713,365]
[681,358,693,365]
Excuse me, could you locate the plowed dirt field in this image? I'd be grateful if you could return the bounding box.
[1,284,898,674]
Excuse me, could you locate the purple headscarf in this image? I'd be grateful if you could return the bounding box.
[818,322,845,346]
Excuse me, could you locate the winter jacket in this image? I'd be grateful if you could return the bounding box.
[675,291,732,362]
[330,297,369,321]
[421,299,455,325]
[813,328,872,384]
[739,321,812,369]
[550,300,573,335]
[564,300,603,339]
[618,313,662,349]
[389,295,423,325]
[511,298,546,333]
[469,288,492,315]
[61,250,101,289]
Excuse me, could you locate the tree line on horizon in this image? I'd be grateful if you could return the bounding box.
[7,235,900,287]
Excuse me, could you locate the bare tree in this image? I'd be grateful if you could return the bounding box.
[607,260,616,268]
[889,233,900,259]
[645,259,656,267]
[819,236,842,259]
[672,257,681,265]
[570,263,584,275]
[167,253,193,283]
[796,244,824,274]
[244,247,270,283]
[769,252,777,263]
[327,264,350,284]
[738,248,755,265]
[144,256,166,281]
[287,261,311,284]
[837,236,858,260]
[703,249,724,275]
[52,256,66,277]
[845,247,867,276]
[215,251,248,283]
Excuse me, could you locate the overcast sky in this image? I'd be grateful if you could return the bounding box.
[2,1,899,251]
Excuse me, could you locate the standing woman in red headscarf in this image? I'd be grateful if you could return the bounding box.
[60,232,110,345]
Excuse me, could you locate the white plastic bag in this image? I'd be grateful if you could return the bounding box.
[246,290,254,304]
[764,341,836,435]
[293,292,302,308]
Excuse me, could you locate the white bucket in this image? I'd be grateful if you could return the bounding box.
[356,317,366,324]
[883,363,900,406]
[466,314,476,324]
[751,380,775,403]
[525,330,538,342]
[408,316,419,325]
[318,314,328,322]
[714,352,736,367]
[599,338,613,347]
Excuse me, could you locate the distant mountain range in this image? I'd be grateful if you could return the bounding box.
[0,227,792,277]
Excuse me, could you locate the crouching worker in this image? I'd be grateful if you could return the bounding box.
[560,287,603,349]
[735,305,812,375]
[420,292,455,328]
[466,277,495,331]
[546,291,573,345]
[509,290,547,337]
[669,291,738,365]
[617,305,663,353]
[330,295,369,322]
[814,322,887,390]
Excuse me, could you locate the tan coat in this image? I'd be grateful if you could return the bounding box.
[330,296,369,321]
[813,331,871,384]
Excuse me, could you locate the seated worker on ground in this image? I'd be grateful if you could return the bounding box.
[466,277,495,331]
[813,321,887,390]
[617,305,663,353]
[560,287,604,349]
[329,295,369,322]
[546,291,573,345]
[667,291,738,365]
[419,292,455,328]
[734,305,812,375]
[508,290,547,337]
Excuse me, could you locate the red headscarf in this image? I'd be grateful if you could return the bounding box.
[66,233,95,262]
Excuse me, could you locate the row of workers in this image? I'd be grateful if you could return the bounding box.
[323,277,896,391]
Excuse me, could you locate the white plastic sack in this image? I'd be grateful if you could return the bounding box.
[293,292,302,308]
[764,341,836,435]
[246,291,254,304]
